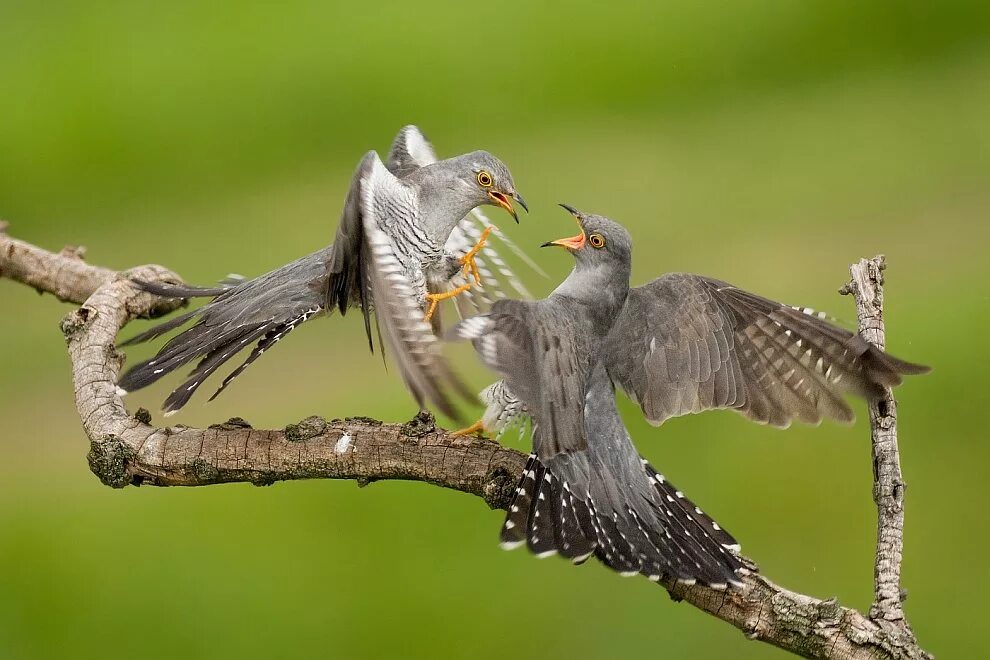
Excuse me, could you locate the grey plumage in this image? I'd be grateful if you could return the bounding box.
[603,274,929,427]
[477,380,530,441]
[476,272,929,436]
[117,126,528,418]
[449,207,745,587]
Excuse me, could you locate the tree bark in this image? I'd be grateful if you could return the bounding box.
[0,223,932,659]
[840,257,921,651]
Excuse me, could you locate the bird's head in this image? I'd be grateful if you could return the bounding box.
[541,204,632,315]
[541,204,632,269]
[460,151,527,223]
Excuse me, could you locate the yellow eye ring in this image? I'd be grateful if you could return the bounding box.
[588,233,606,249]
[477,170,493,187]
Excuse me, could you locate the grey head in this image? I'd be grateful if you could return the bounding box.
[406,150,528,243]
[541,204,633,311]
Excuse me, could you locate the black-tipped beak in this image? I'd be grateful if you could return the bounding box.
[513,192,529,214]
[541,207,587,250]
[489,190,519,223]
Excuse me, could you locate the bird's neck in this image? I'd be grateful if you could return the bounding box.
[552,262,630,324]
[410,162,479,245]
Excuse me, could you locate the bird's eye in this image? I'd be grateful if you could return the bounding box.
[477,171,493,187]
[588,233,606,249]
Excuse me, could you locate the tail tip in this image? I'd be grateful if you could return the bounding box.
[499,540,525,551]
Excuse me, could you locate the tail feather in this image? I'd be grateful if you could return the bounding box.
[117,252,330,411]
[554,480,595,562]
[131,279,233,299]
[642,466,744,587]
[500,454,744,588]
[501,454,539,550]
[119,308,202,347]
[644,463,739,550]
[206,306,323,403]
[120,321,265,393]
[161,322,273,413]
[586,497,642,576]
[526,465,558,558]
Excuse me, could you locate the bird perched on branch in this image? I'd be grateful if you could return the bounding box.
[449,206,748,587]
[117,126,531,419]
[461,225,930,440]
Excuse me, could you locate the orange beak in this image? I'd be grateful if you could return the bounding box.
[540,213,586,250]
[488,190,519,223]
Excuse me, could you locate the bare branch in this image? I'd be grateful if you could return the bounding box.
[840,256,926,655]
[0,226,932,659]
[0,222,116,304]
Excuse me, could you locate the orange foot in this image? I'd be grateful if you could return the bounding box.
[459,226,494,286]
[451,419,487,437]
[424,284,472,322]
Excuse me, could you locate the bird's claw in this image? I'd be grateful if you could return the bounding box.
[459,226,494,287]
[451,419,487,438]
[424,284,472,322]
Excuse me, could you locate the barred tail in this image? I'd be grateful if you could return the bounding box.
[500,453,745,589]
[117,251,329,412]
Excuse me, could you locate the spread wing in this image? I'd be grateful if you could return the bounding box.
[449,300,588,457]
[603,273,930,427]
[116,153,375,413]
[385,125,543,315]
[119,151,468,419]
[360,154,472,421]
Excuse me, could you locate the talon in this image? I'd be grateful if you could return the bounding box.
[452,419,486,437]
[459,226,494,287]
[424,299,440,322]
[424,284,472,322]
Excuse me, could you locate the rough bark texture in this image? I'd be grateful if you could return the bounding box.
[840,257,924,654]
[0,224,932,659]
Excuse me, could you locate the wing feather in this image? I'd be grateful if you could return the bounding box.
[360,155,472,421]
[605,273,929,427]
[385,124,542,306]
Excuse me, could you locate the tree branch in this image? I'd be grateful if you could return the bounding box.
[0,223,932,659]
[840,257,920,640]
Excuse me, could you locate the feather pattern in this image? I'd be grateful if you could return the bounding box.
[604,273,929,427]
[387,124,542,313]
[497,365,745,586]
[454,213,744,587]
[118,126,513,417]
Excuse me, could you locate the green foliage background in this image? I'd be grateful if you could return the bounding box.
[1,2,987,657]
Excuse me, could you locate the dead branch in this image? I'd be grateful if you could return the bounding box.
[0,223,932,659]
[840,257,923,650]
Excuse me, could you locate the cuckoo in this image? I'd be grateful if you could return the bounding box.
[116,126,529,419]
[460,218,929,440]
[449,207,747,587]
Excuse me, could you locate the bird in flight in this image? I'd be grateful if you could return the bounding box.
[117,126,532,420]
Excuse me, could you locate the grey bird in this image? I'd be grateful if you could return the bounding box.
[449,206,747,587]
[461,227,930,439]
[116,126,529,419]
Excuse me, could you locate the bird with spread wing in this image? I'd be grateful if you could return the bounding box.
[116,126,534,419]
[449,207,750,587]
[462,214,929,439]
[450,206,928,585]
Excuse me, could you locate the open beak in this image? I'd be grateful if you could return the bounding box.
[540,204,586,250]
[488,190,521,223]
[513,191,529,214]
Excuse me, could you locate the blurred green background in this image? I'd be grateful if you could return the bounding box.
[1,2,988,658]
